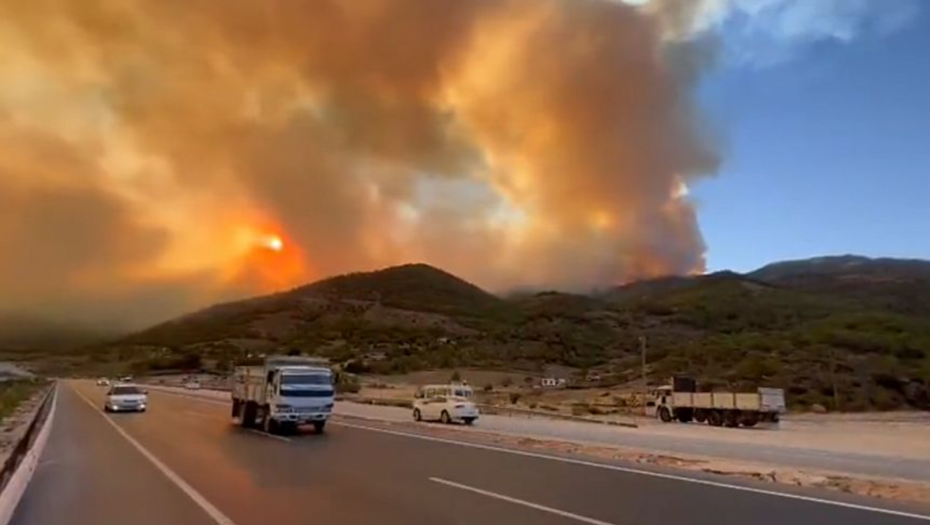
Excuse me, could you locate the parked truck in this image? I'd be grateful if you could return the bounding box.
[645,377,786,428]
[232,356,335,435]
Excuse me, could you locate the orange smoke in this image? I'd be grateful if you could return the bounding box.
[0,0,717,328]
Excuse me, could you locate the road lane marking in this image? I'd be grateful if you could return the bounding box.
[72,388,238,525]
[245,428,292,443]
[431,477,617,525]
[335,422,930,521]
[183,410,227,420]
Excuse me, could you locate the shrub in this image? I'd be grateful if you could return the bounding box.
[571,402,590,416]
[508,392,522,405]
[483,383,494,392]
[501,376,514,387]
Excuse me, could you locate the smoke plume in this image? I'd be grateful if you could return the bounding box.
[0,0,717,329]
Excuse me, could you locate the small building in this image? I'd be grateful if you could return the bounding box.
[541,377,567,388]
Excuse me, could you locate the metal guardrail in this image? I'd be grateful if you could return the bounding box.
[0,386,55,494]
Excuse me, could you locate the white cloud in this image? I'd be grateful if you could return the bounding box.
[627,0,920,66]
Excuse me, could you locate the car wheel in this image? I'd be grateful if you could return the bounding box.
[463,417,475,426]
[103,405,110,413]
[440,410,452,424]
[312,421,326,434]
[413,408,422,422]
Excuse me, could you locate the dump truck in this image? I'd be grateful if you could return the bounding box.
[231,356,334,435]
[645,377,785,428]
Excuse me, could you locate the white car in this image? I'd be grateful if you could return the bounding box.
[96,378,110,386]
[184,380,201,390]
[413,384,479,425]
[104,384,148,413]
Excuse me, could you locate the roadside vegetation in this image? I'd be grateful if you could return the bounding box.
[0,379,49,424]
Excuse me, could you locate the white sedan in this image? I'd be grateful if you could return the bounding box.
[104,384,148,413]
[413,384,479,425]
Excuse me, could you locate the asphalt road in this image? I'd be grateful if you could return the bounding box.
[336,403,930,483]
[11,382,930,525]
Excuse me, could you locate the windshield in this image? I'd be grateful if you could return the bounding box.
[110,386,142,396]
[281,374,331,386]
[453,389,472,398]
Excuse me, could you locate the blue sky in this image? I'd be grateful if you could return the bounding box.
[692,2,929,272]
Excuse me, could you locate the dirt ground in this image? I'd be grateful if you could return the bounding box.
[360,372,930,464]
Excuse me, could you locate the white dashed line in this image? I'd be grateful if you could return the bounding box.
[335,422,930,522]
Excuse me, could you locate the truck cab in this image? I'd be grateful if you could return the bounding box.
[232,356,335,435]
[644,385,673,419]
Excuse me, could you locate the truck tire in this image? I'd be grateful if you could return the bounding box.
[740,412,759,427]
[707,410,723,427]
[262,409,277,435]
[724,410,740,428]
[232,399,240,419]
[240,402,256,429]
[694,409,707,423]
[676,408,693,423]
[313,421,326,434]
[658,407,673,423]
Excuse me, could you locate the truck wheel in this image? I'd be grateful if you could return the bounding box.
[724,411,740,428]
[231,399,240,419]
[413,408,422,422]
[694,409,707,423]
[707,410,723,427]
[240,402,256,428]
[262,411,277,435]
[740,413,759,427]
[676,409,693,423]
[313,421,326,434]
[658,407,673,423]
[440,410,452,424]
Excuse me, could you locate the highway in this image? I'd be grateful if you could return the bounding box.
[11,382,930,525]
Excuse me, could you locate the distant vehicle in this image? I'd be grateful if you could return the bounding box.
[184,380,201,390]
[96,378,110,387]
[118,376,133,383]
[413,384,479,425]
[104,384,148,413]
[645,377,785,428]
[232,356,334,435]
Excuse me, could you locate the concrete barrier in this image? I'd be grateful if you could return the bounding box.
[0,386,57,525]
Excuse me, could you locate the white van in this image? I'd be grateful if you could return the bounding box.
[413,384,479,425]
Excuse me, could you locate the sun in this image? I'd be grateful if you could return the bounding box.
[264,235,284,252]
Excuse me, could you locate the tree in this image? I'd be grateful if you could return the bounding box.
[451,370,462,382]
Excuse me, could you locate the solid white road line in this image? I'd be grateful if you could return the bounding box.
[72,387,238,525]
[430,477,617,525]
[334,422,930,522]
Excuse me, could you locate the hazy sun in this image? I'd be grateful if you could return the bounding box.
[264,235,284,252]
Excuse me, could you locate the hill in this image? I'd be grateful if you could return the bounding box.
[750,255,930,316]
[84,257,930,411]
[0,314,112,350]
